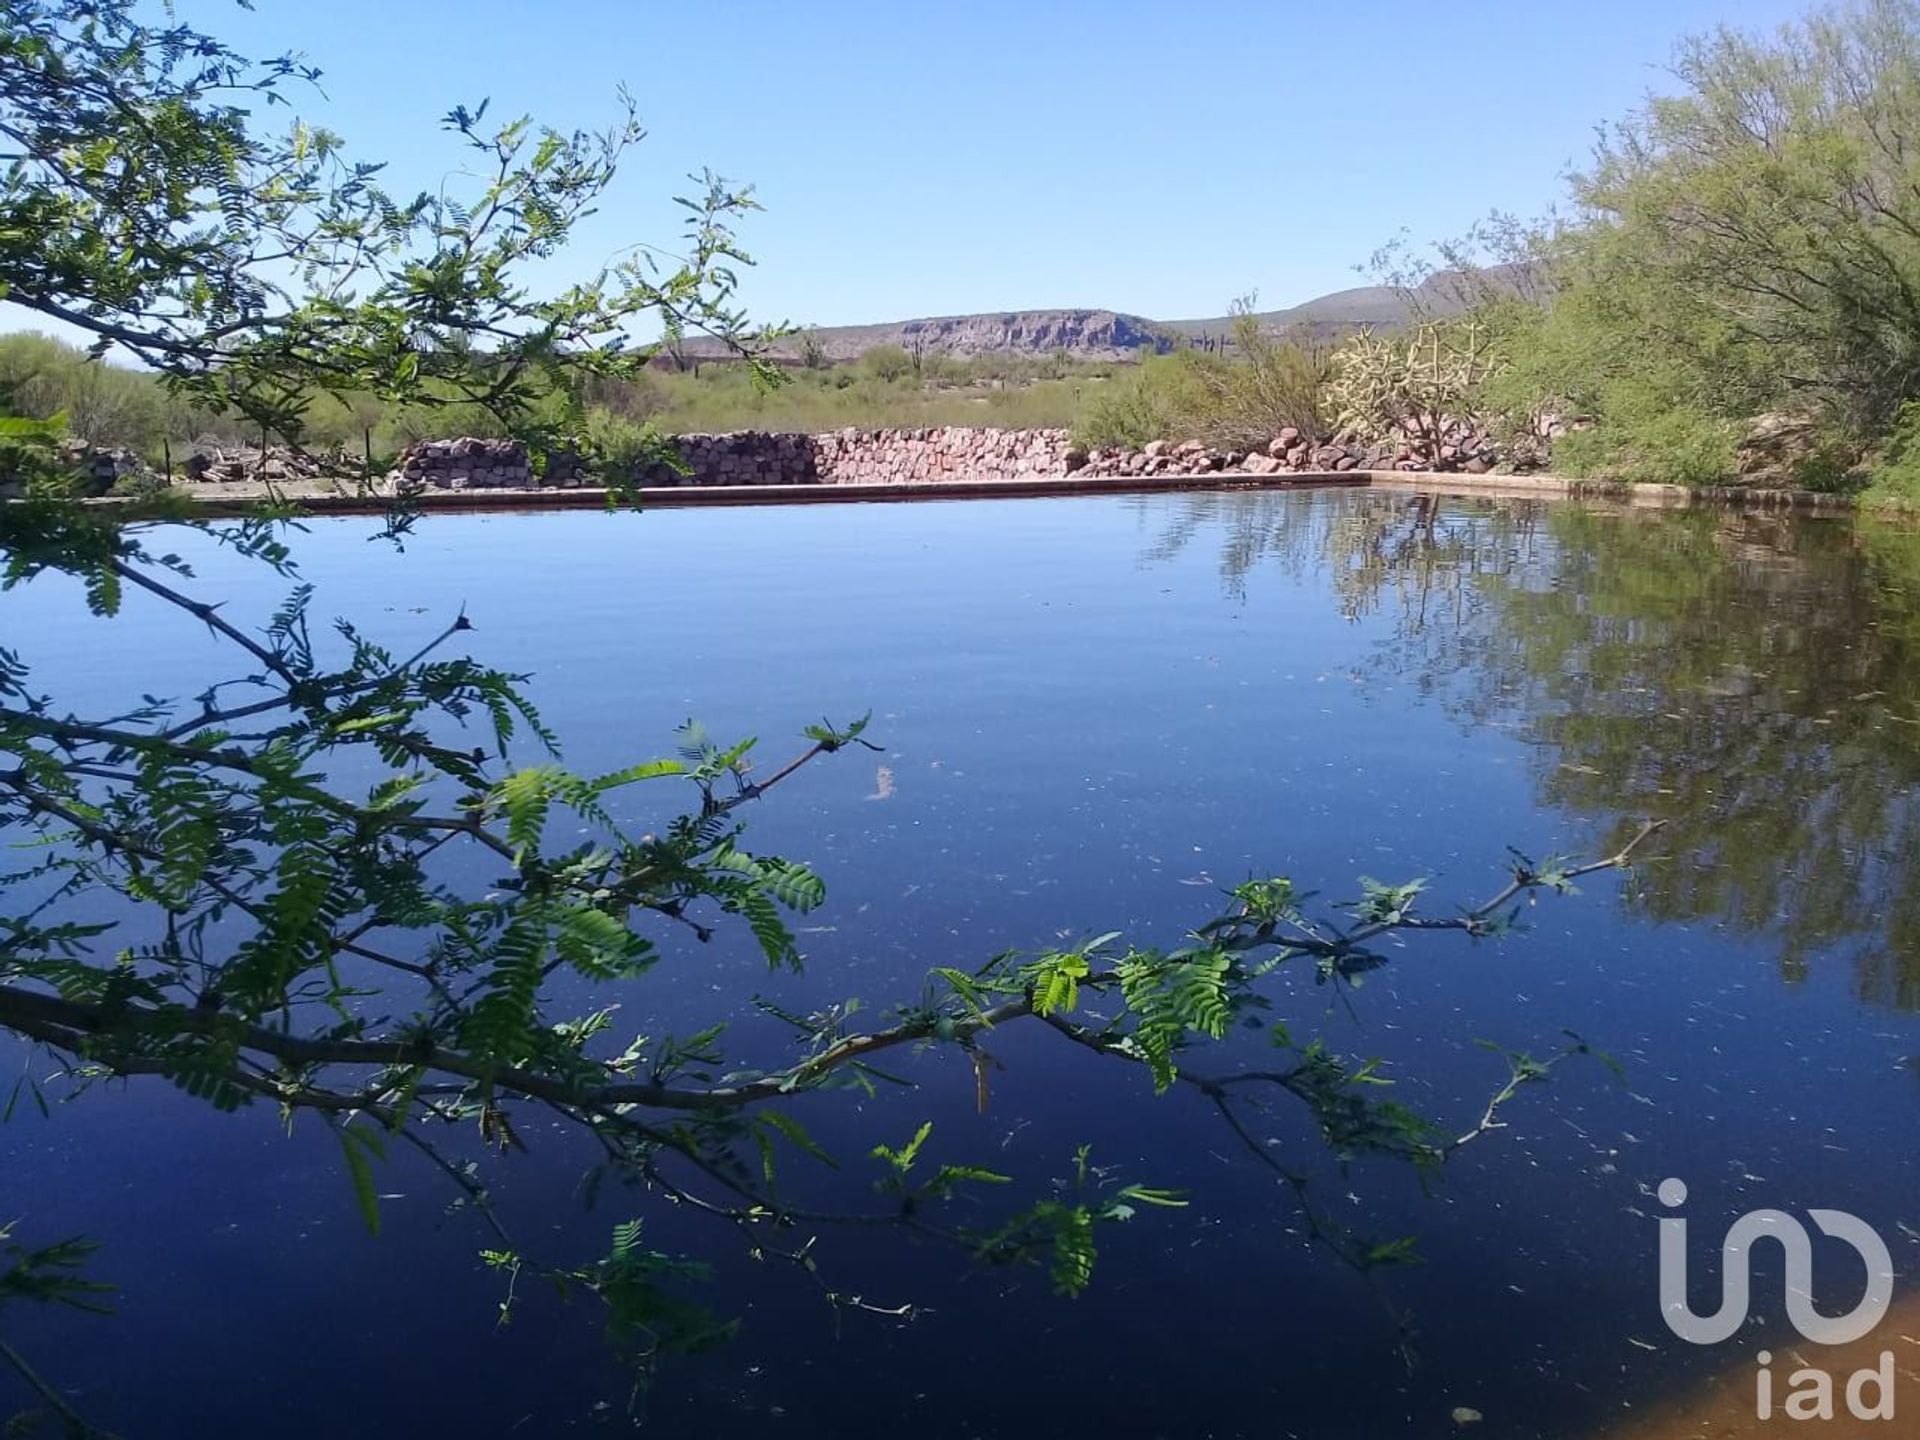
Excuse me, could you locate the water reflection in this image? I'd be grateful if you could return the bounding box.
[1150,490,1920,1012]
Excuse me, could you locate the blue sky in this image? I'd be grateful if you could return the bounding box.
[41,0,1817,333]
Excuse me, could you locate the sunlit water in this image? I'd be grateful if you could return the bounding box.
[5,488,1920,1438]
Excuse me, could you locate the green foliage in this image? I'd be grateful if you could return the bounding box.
[859,344,916,383]
[1072,354,1191,449]
[870,1120,935,1177]
[0,334,169,451]
[1072,310,1327,451]
[1475,288,1744,484]
[1450,0,1920,484]
[971,1148,1187,1297]
[1352,876,1428,928]
[335,1123,389,1236]
[486,1220,735,1373]
[0,0,778,450]
[1023,944,1096,1016]
[1576,0,1920,439]
[0,1224,112,1315]
[1114,946,1236,1092]
[1274,1034,1442,1166]
[1163,303,1328,450]
[0,408,65,492]
[1866,399,1920,503]
[579,406,678,480]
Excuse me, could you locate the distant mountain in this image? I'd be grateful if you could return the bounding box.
[683,266,1530,365]
[1163,266,1534,346]
[740,309,1177,363]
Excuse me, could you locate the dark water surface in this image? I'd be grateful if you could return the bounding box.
[6,488,1920,1438]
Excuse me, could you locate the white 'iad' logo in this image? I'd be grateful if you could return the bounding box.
[1657,1177,1900,1423]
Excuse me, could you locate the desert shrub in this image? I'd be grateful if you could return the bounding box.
[1866,401,1920,504]
[581,406,676,477]
[794,329,829,369]
[859,344,915,383]
[580,368,670,424]
[1552,399,1739,486]
[0,332,166,449]
[1072,356,1191,449]
[1072,309,1326,452]
[1470,0,1920,481]
[1173,311,1327,449]
[1362,2,1920,487]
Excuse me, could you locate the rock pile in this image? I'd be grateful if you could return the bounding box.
[58,439,146,491]
[183,443,335,485]
[1076,422,1507,480]
[1735,411,1826,488]
[1371,415,1502,473]
[396,437,532,489]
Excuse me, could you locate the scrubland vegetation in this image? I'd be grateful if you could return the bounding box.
[1102,0,1920,500]
[0,329,1117,465]
[14,0,1920,502]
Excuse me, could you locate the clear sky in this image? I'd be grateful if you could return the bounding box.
[32,0,1818,334]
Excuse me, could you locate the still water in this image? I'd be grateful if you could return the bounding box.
[5,487,1920,1438]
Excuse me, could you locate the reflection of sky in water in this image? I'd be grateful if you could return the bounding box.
[4,490,1918,1438]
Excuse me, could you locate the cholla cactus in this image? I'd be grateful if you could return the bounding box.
[1326,320,1499,461]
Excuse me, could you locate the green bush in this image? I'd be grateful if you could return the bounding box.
[859,344,915,383]
[0,332,166,451]
[582,407,675,478]
[1866,402,1920,505]
[1473,0,1920,481]
[1552,403,1739,487]
[1071,316,1325,452]
[1072,356,1190,449]
[1177,313,1326,449]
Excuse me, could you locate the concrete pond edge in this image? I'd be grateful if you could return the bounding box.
[52,467,1867,518]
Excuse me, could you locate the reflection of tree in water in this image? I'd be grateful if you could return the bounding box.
[1132,490,1324,601]
[1133,488,1541,621]
[1469,507,1920,1012]
[1149,490,1920,1011]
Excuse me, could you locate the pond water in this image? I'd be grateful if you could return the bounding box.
[5,486,1920,1439]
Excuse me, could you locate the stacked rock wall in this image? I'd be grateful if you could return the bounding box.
[394,428,1082,489]
[6,420,1532,502]
[398,437,532,489]
[813,427,1075,483]
[642,432,819,486]
[392,422,1513,492]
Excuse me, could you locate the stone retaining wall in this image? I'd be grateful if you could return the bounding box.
[392,423,1511,492]
[395,427,1084,489]
[26,422,1517,499]
[812,427,1075,483]
[399,437,534,489]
